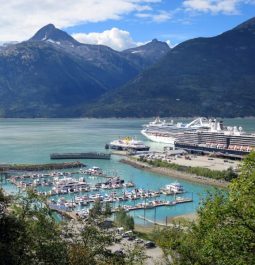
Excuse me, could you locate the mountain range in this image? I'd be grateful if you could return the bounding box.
[86,17,255,118]
[0,17,255,118]
[0,24,170,117]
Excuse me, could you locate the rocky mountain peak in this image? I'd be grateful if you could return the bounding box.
[29,23,80,46]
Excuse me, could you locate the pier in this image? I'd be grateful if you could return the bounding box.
[50,152,111,160]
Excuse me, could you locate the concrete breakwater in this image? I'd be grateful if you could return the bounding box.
[120,158,229,188]
[50,152,111,160]
[0,161,85,172]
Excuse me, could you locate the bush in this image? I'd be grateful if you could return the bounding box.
[139,158,238,181]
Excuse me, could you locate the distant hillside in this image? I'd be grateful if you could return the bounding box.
[0,24,169,117]
[122,39,170,69]
[86,17,255,118]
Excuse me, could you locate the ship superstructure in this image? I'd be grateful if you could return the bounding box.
[142,117,255,156]
[176,120,255,154]
[106,137,150,151]
[141,117,211,144]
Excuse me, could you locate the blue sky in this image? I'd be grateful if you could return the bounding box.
[0,0,255,50]
[67,0,255,46]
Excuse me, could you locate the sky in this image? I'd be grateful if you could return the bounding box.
[0,0,255,50]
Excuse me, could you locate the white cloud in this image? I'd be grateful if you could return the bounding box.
[0,0,162,42]
[73,28,174,50]
[72,28,139,51]
[183,0,242,14]
[136,10,172,22]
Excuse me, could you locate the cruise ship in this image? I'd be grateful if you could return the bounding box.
[141,117,211,144]
[142,117,255,156]
[105,137,150,151]
[175,120,255,155]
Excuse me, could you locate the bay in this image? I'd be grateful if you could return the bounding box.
[1,118,254,225]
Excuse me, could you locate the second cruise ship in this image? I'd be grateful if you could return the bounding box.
[141,117,211,144]
[141,117,255,155]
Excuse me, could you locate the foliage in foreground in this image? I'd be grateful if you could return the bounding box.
[0,190,143,265]
[115,208,135,231]
[153,152,255,265]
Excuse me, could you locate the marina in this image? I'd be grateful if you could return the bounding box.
[7,166,192,220]
[1,118,255,225]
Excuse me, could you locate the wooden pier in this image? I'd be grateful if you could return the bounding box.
[50,152,111,160]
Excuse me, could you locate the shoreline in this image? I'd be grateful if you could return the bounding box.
[120,158,229,188]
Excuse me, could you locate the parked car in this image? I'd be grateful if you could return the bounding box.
[127,235,136,241]
[114,249,125,257]
[144,241,156,248]
[135,238,144,244]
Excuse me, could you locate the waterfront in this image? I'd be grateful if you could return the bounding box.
[1,118,255,225]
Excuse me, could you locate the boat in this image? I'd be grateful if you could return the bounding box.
[106,137,150,151]
[141,118,255,155]
[164,182,184,193]
[82,166,105,176]
[52,177,89,193]
[175,120,255,156]
[143,117,174,128]
[141,117,211,144]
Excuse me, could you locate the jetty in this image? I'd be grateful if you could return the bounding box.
[0,161,85,172]
[50,152,111,160]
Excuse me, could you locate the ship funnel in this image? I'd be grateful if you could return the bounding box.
[217,122,221,131]
[219,120,224,130]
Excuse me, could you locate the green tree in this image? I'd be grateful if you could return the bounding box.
[89,199,102,219]
[104,202,112,217]
[0,189,144,265]
[115,208,134,231]
[154,152,255,265]
[67,224,116,265]
[0,189,68,265]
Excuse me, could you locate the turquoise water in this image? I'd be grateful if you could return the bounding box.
[1,118,255,225]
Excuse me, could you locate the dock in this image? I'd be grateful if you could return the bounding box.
[50,152,111,160]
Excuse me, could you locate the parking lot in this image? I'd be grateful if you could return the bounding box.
[108,229,164,264]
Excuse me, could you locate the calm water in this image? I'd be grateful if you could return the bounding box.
[1,118,254,224]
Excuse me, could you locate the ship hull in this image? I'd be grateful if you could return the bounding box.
[141,130,175,144]
[109,144,150,151]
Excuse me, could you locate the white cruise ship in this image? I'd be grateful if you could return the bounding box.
[141,117,211,144]
[142,117,255,154]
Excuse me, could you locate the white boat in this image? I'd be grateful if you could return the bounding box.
[52,177,89,193]
[83,166,105,176]
[141,117,211,144]
[143,116,174,128]
[142,117,255,154]
[106,137,150,151]
[165,182,184,193]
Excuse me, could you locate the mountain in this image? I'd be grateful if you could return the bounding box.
[0,24,169,117]
[30,24,80,46]
[123,39,170,68]
[86,17,255,118]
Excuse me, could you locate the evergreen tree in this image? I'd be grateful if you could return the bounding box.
[154,152,255,265]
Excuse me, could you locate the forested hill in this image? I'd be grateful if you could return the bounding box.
[86,17,255,118]
[0,24,169,117]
